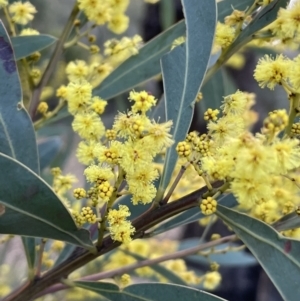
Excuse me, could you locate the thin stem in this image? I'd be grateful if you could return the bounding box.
[34,100,66,130]
[34,234,236,298]
[284,93,300,137]
[97,167,124,247]
[160,162,189,205]
[29,3,79,118]
[35,239,47,278]
[199,216,214,243]
[3,7,16,36]
[202,175,213,191]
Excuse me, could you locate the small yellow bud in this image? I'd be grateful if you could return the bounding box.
[51,167,61,177]
[204,108,219,121]
[28,51,41,62]
[30,68,41,79]
[176,141,191,157]
[200,197,217,215]
[73,188,86,199]
[120,274,131,287]
[90,45,100,54]
[74,19,81,26]
[106,129,117,140]
[37,102,48,115]
[210,233,221,240]
[88,35,96,43]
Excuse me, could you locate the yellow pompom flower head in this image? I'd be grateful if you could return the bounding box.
[9,1,37,25]
[254,54,291,90]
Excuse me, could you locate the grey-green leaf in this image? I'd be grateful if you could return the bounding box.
[0,153,94,250]
[158,0,217,193]
[0,20,40,274]
[152,194,238,236]
[178,239,257,267]
[75,281,228,301]
[216,205,300,301]
[38,136,62,170]
[272,211,300,232]
[0,20,39,173]
[11,34,57,60]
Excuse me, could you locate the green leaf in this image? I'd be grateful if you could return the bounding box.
[160,0,176,30]
[0,153,94,250]
[0,20,39,173]
[152,194,238,236]
[122,249,187,285]
[75,281,228,301]
[158,0,217,193]
[38,136,62,170]
[216,205,300,301]
[272,211,300,232]
[178,239,257,267]
[11,34,57,60]
[0,20,41,274]
[93,20,186,100]
[223,0,288,61]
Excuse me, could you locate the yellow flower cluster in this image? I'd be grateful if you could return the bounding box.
[77,0,129,34]
[204,108,219,121]
[72,206,98,226]
[107,205,135,244]
[180,89,300,225]
[269,2,300,48]
[213,22,236,52]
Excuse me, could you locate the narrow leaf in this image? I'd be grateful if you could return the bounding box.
[216,205,300,301]
[272,211,300,232]
[0,20,40,273]
[75,281,228,301]
[38,136,62,170]
[158,0,217,192]
[0,153,94,250]
[223,0,288,61]
[11,34,56,60]
[152,194,238,236]
[178,239,257,267]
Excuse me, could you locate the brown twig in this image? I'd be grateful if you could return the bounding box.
[34,234,235,298]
